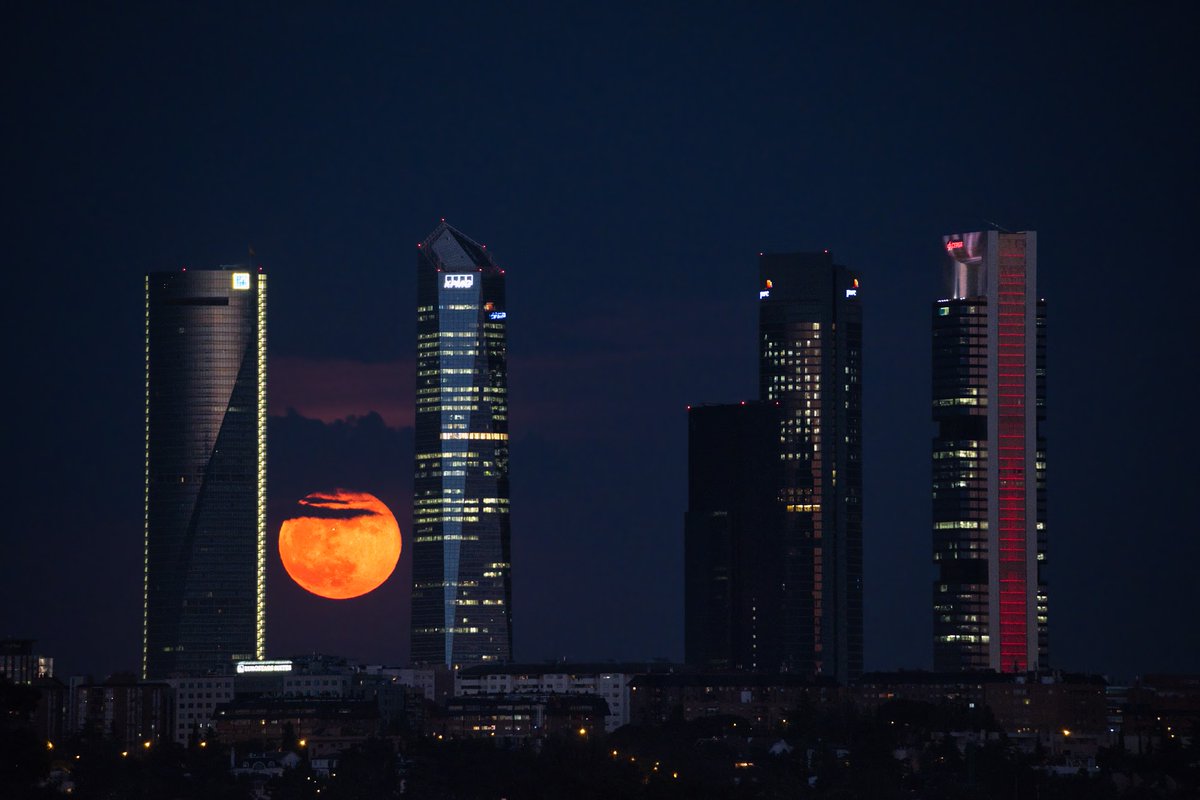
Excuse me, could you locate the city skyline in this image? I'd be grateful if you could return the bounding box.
[6,4,1196,682]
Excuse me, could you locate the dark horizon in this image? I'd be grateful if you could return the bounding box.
[5,3,1197,684]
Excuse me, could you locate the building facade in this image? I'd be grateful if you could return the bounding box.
[627,672,838,731]
[411,222,512,668]
[0,638,53,684]
[684,402,783,671]
[144,267,266,679]
[72,674,173,748]
[933,231,1047,672]
[455,663,657,732]
[758,253,864,683]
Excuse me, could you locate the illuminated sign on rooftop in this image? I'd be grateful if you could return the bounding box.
[232,272,251,290]
[945,240,964,252]
[236,660,293,674]
[489,311,507,320]
[443,274,475,289]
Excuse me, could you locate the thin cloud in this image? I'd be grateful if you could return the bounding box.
[270,356,415,428]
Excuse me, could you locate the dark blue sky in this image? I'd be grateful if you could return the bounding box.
[5,3,1197,681]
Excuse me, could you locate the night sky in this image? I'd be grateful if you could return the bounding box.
[6,3,1197,682]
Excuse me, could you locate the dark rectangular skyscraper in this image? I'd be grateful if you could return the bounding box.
[933,230,1047,673]
[144,267,266,679]
[411,222,512,668]
[684,402,784,671]
[758,253,863,683]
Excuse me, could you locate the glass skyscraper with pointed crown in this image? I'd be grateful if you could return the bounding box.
[933,230,1047,673]
[144,266,266,679]
[411,221,512,668]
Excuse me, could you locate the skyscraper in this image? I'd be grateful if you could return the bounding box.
[684,402,783,671]
[686,254,863,682]
[411,221,512,668]
[933,230,1047,673]
[758,253,863,683]
[144,266,266,679]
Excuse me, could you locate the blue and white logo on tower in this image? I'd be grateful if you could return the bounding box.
[443,273,475,289]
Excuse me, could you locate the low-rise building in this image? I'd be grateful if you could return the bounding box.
[984,674,1107,735]
[213,697,380,750]
[357,665,443,703]
[1,638,53,684]
[163,655,355,745]
[439,693,609,741]
[72,673,172,748]
[456,663,673,732]
[852,671,1109,737]
[627,672,838,731]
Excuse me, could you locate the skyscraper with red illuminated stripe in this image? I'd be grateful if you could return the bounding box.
[933,231,1047,673]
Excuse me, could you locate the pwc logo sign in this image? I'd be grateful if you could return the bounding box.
[443,273,476,289]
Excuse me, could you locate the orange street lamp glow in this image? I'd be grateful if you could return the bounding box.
[279,490,402,600]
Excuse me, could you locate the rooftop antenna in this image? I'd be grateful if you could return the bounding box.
[983,219,1012,233]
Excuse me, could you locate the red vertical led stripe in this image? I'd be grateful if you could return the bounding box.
[996,251,1028,672]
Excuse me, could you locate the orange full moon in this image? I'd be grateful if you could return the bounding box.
[279,490,402,600]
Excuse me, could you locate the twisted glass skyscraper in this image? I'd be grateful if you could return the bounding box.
[411,222,512,668]
[143,267,266,679]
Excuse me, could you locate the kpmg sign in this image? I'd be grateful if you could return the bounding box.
[443,273,476,289]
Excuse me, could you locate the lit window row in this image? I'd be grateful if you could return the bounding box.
[413,532,482,542]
